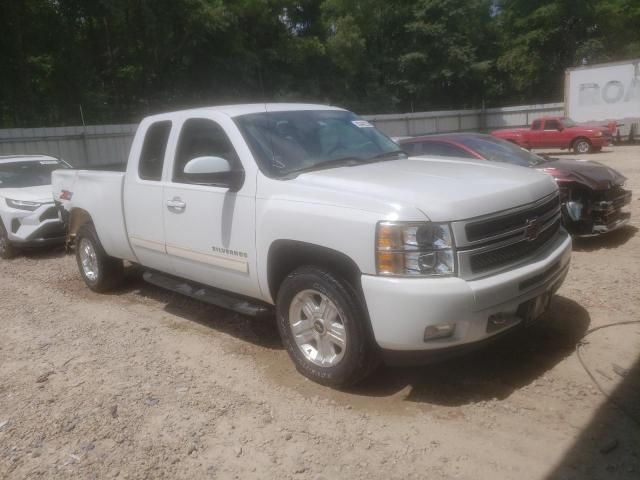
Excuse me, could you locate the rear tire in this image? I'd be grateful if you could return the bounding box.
[0,220,17,260]
[573,138,592,154]
[276,266,379,387]
[75,223,124,292]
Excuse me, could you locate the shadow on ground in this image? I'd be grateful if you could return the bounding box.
[115,266,282,350]
[348,295,590,406]
[18,245,67,260]
[545,354,640,479]
[572,225,637,252]
[103,267,590,406]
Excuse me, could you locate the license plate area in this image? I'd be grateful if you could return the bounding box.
[517,292,552,325]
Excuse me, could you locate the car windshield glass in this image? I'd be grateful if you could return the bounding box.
[0,160,68,188]
[458,136,546,167]
[561,117,576,127]
[233,110,404,178]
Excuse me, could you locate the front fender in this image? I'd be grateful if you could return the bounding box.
[255,198,407,302]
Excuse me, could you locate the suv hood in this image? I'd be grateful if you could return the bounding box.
[538,158,627,190]
[287,157,557,222]
[0,184,55,203]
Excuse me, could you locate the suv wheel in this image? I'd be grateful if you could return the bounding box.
[0,220,16,260]
[75,223,124,292]
[573,138,592,154]
[276,266,378,387]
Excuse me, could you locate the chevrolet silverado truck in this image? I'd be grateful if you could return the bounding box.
[492,116,612,154]
[53,104,572,386]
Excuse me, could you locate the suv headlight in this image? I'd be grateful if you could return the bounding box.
[5,198,43,211]
[376,222,456,277]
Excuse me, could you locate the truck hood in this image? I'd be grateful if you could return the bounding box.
[0,184,55,203]
[287,157,557,222]
[537,158,627,190]
[565,125,610,135]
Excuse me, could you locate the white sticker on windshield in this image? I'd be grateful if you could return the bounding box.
[39,160,59,165]
[352,120,374,128]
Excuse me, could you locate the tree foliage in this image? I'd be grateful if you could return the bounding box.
[0,0,638,126]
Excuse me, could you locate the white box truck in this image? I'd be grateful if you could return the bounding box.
[565,59,640,138]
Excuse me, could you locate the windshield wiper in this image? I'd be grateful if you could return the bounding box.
[368,150,407,161]
[288,157,367,176]
[285,150,406,178]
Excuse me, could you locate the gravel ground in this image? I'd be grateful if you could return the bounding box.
[1,146,639,480]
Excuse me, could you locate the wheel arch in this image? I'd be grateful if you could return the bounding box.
[572,136,591,148]
[68,208,94,240]
[267,240,363,303]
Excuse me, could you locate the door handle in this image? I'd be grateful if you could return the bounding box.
[166,197,186,211]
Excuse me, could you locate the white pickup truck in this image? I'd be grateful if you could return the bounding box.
[53,104,572,386]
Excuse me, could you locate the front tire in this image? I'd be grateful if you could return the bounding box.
[75,223,124,292]
[573,138,592,154]
[276,266,378,387]
[0,220,17,260]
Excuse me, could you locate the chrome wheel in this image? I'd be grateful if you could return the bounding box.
[575,140,590,154]
[79,238,99,282]
[289,289,347,367]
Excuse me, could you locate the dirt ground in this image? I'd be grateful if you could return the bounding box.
[1,146,639,480]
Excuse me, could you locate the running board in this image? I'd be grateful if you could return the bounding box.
[142,271,272,317]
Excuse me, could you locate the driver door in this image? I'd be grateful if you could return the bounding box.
[540,119,563,148]
[162,115,259,298]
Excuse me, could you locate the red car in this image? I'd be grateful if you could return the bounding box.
[491,116,612,154]
[399,133,632,236]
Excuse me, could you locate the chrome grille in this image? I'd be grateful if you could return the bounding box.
[465,194,560,243]
[469,219,560,274]
[453,193,563,280]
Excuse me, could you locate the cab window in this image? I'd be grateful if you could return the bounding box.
[138,121,172,181]
[531,120,542,130]
[544,120,561,131]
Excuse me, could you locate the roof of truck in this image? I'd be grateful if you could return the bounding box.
[146,103,346,120]
[0,154,60,165]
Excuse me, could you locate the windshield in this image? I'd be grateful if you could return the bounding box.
[457,136,547,167]
[0,159,68,188]
[233,110,404,178]
[561,117,576,128]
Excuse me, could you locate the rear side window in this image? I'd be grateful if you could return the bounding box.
[139,121,172,181]
[531,120,542,130]
[401,142,421,155]
[419,141,475,158]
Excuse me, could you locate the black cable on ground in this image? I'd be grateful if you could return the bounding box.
[575,320,640,427]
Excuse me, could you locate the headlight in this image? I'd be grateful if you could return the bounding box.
[376,222,456,276]
[5,198,43,211]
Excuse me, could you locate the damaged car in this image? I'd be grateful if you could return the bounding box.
[399,133,632,236]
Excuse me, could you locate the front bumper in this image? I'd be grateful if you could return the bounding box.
[563,188,632,237]
[1,203,66,248]
[591,136,612,147]
[361,230,572,361]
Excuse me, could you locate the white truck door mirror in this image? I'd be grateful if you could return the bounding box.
[183,156,231,174]
[182,156,243,191]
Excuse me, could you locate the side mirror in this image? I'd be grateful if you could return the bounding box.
[182,156,244,190]
[557,125,564,131]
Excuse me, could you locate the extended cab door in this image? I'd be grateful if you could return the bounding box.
[539,119,565,148]
[162,114,260,299]
[123,119,175,273]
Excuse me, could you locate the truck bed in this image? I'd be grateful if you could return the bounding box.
[52,169,136,262]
